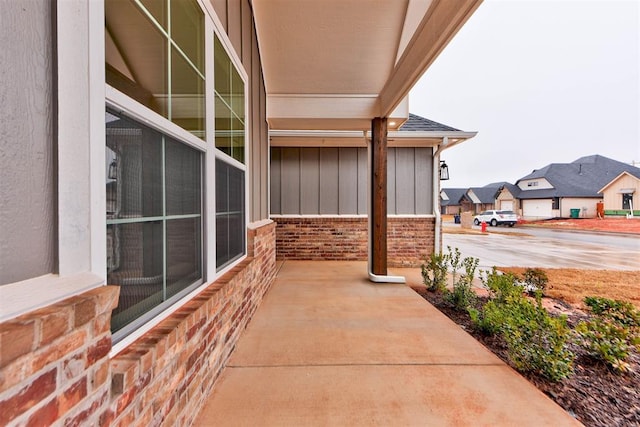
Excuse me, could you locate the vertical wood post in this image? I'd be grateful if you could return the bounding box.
[371,117,387,275]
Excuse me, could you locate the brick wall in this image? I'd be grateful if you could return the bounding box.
[274,216,435,268]
[0,220,276,426]
[0,286,119,426]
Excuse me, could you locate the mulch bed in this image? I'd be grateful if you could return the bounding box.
[413,287,640,427]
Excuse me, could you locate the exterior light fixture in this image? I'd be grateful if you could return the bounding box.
[439,160,449,180]
[108,159,118,180]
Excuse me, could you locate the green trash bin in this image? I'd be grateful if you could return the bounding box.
[570,208,580,218]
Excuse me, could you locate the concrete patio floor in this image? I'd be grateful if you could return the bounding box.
[195,261,580,426]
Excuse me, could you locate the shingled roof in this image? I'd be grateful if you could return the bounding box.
[517,155,640,199]
[440,188,468,206]
[467,186,500,204]
[399,113,460,132]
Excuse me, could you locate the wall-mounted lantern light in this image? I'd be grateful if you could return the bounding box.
[108,159,118,180]
[439,160,450,181]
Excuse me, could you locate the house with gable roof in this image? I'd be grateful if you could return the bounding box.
[598,170,640,216]
[494,182,521,212]
[464,183,504,213]
[515,155,640,219]
[440,188,468,215]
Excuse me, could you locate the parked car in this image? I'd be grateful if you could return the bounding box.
[473,210,518,227]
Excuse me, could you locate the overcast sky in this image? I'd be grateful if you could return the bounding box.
[409,0,640,188]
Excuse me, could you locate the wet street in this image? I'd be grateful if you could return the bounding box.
[443,227,640,271]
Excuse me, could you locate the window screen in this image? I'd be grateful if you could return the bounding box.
[216,159,245,269]
[106,108,202,338]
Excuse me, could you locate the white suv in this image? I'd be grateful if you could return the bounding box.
[473,210,518,227]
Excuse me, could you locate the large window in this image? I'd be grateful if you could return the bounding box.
[105,0,206,338]
[105,2,248,336]
[106,109,202,337]
[215,35,246,270]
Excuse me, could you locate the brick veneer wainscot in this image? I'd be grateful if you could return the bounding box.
[0,220,276,426]
[274,216,435,268]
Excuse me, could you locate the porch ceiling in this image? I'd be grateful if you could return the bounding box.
[252,0,483,131]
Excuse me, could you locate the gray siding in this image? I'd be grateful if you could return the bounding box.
[271,147,434,215]
[0,1,56,285]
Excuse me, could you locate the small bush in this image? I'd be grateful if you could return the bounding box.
[583,296,640,327]
[576,318,638,372]
[482,267,522,303]
[421,252,448,292]
[446,246,462,287]
[469,300,506,335]
[500,296,574,381]
[576,296,640,372]
[444,254,479,312]
[471,273,574,381]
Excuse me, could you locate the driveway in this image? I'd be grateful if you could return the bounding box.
[443,227,639,271]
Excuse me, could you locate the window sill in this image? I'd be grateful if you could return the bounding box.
[0,273,105,322]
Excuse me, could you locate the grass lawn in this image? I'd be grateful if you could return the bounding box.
[497,267,640,308]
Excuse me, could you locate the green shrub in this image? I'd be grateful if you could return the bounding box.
[583,296,640,327]
[444,254,479,312]
[421,251,448,292]
[500,296,574,381]
[576,318,638,372]
[481,267,522,303]
[469,300,506,335]
[470,275,574,381]
[576,296,640,372]
[446,246,462,287]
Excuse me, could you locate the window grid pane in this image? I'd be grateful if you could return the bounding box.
[105,0,205,140]
[106,109,203,337]
[214,35,244,164]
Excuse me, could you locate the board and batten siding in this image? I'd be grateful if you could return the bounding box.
[271,147,434,215]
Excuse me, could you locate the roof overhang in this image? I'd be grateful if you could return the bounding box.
[252,0,483,131]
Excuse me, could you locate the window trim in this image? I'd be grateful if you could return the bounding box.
[105,107,205,342]
[106,87,207,153]
[108,2,250,348]
[212,29,249,272]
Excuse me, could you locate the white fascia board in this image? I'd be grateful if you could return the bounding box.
[379,0,483,116]
[270,130,477,147]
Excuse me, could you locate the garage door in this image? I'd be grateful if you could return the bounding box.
[500,200,513,211]
[522,199,553,219]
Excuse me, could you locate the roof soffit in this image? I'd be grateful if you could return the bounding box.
[252,0,483,130]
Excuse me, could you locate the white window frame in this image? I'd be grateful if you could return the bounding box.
[210,26,250,276]
[111,1,249,351]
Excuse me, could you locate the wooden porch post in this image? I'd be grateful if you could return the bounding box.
[371,117,387,276]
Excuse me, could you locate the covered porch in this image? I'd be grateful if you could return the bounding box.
[195,261,579,426]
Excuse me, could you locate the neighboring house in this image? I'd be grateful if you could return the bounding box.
[270,114,475,267]
[494,182,521,211]
[464,183,502,213]
[440,188,468,214]
[0,1,481,426]
[598,171,640,216]
[516,155,640,219]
